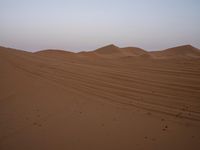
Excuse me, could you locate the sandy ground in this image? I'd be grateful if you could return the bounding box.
[0,45,200,150]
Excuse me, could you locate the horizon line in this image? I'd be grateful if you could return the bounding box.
[0,44,199,53]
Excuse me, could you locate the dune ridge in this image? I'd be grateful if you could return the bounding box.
[35,44,200,59]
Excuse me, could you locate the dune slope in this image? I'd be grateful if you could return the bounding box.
[0,45,200,150]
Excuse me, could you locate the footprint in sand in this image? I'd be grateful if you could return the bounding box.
[162,125,168,131]
[33,122,42,127]
[38,124,42,127]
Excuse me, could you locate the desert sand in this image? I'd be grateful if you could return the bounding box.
[0,44,200,150]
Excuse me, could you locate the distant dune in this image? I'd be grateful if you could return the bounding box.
[0,44,200,150]
[36,44,200,59]
[150,45,200,59]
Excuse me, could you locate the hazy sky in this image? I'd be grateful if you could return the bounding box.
[0,0,200,52]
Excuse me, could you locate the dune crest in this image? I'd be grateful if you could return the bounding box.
[35,44,200,59]
[150,45,200,59]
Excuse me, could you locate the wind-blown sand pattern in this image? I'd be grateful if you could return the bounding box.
[1,44,200,150]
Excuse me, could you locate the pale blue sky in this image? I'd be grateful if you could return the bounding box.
[0,0,200,51]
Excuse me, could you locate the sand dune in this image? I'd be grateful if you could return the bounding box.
[77,44,147,59]
[35,49,75,57]
[150,45,200,59]
[1,45,200,150]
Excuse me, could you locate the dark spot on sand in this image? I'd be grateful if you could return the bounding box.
[33,122,42,127]
[176,112,182,118]
[147,112,152,115]
[181,108,186,111]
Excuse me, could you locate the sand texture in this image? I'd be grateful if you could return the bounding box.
[1,45,200,150]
